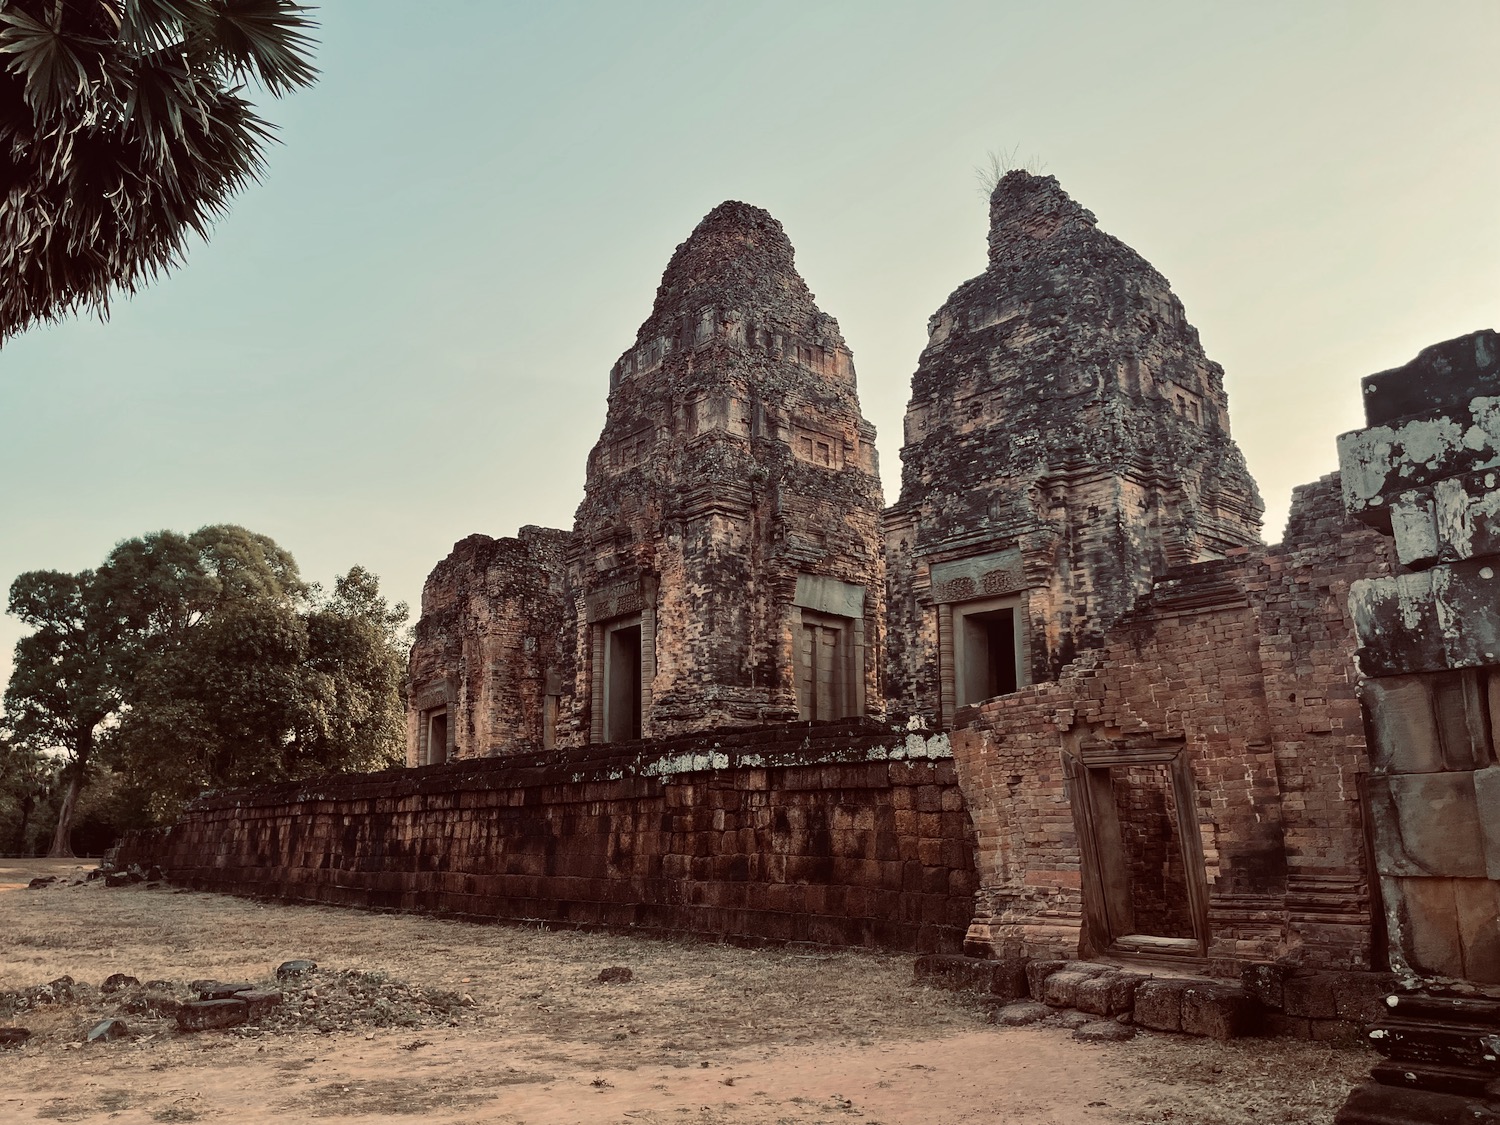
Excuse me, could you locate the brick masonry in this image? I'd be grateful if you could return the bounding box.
[114,720,978,954]
[951,473,1394,971]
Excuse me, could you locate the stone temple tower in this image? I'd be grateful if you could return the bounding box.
[562,202,886,744]
[885,172,1263,725]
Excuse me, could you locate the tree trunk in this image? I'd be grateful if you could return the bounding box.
[16,793,34,854]
[47,731,91,859]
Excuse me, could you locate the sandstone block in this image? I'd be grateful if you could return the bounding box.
[177,999,248,1031]
[1075,971,1144,1016]
[1329,972,1398,1022]
[1132,980,1185,1033]
[1283,973,1338,1020]
[237,990,282,1019]
[1241,963,1288,1011]
[193,980,256,1001]
[1043,967,1108,1008]
[988,956,1030,1002]
[1072,1019,1135,1042]
[990,1002,1050,1026]
[1025,959,1066,1001]
[1180,982,1255,1040]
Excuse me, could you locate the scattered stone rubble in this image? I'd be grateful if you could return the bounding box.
[916,951,1407,1050]
[0,959,472,1048]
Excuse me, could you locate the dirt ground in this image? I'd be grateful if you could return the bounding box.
[0,858,1368,1124]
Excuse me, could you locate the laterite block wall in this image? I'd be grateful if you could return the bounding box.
[116,720,978,953]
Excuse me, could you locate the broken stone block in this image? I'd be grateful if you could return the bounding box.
[990,1002,1050,1026]
[176,999,248,1031]
[103,871,135,888]
[26,876,56,889]
[596,966,634,984]
[275,960,317,979]
[1180,982,1255,1040]
[1075,971,1144,1016]
[1284,972,1338,1020]
[85,1018,130,1043]
[1334,1078,1500,1125]
[988,956,1030,1002]
[1132,979,1186,1033]
[1050,1009,1092,1030]
[236,990,282,1019]
[1241,963,1289,1011]
[1330,972,1399,1023]
[1043,967,1108,1008]
[0,1028,31,1048]
[122,992,179,1017]
[192,980,256,1000]
[1024,959,1066,1002]
[1072,1019,1136,1042]
[100,973,139,994]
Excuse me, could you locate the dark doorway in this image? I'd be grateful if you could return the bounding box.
[606,624,642,742]
[426,708,448,765]
[961,607,1017,703]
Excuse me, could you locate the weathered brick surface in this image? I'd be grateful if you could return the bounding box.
[950,474,1393,970]
[116,722,977,954]
[406,528,569,763]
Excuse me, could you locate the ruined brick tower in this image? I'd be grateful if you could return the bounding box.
[563,202,885,744]
[885,172,1264,724]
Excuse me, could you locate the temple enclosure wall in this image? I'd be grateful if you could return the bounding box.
[114,721,977,954]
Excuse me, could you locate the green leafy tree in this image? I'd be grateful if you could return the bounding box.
[0,727,59,852]
[3,566,128,855]
[0,0,318,340]
[3,525,409,848]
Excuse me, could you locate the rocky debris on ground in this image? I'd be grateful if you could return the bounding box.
[596,966,634,984]
[94,862,166,888]
[86,1017,130,1043]
[1072,1019,1136,1042]
[990,1002,1051,1026]
[0,963,471,1045]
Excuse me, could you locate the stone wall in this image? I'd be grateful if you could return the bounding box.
[118,721,977,954]
[951,473,1393,971]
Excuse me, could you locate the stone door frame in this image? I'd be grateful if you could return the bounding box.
[1064,735,1211,961]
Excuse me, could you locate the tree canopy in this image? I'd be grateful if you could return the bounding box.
[0,0,318,341]
[1,526,408,854]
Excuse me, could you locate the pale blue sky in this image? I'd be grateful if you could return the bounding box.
[2,1,1498,694]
